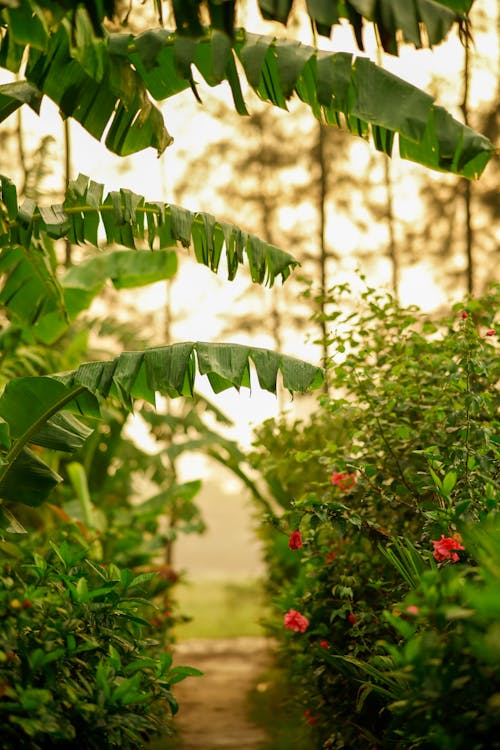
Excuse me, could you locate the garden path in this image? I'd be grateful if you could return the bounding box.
[168,637,273,749]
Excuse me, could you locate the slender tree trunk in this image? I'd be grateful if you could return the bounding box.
[64,118,72,267]
[164,277,177,567]
[461,22,474,295]
[317,122,330,394]
[261,196,285,410]
[16,108,28,196]
[376,45,399,299]
[383,153,399,300]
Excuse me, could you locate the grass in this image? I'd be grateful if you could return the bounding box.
[173,579,270,639]
[248,665,313,750]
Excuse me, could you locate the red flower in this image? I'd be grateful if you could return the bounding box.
[461,311,468,319]
[288,530,303,550]
[304,710,318,726]
[432,534,465,563]
[347,613,357,625]
[319,640,329,650]
[284,609,309,633]
[486,329,496,336]
[325,551,338,564]
[331,471,357,491]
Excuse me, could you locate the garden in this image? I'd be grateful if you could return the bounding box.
[0,1,498,749]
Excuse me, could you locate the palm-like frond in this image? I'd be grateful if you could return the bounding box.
[0,4,494,177]
[0,343,323,506]
[0,173,298,342]
[122,27,492,179]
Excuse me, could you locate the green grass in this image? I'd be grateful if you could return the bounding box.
[248,665,313,750]
[173,579,270,639]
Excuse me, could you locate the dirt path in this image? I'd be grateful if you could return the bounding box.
[167,637,273,750]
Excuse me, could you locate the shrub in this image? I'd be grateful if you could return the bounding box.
[249,285,499,748]
[350,520,500,749]
[0,525,200,750]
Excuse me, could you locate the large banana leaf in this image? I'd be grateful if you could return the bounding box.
[0,173,298,342]
[119,27,493,179]
[257,0,472,52]
[0,4,493,177]
[0,343,323,507]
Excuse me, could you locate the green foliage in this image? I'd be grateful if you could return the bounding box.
[0,343,322,520]
[347,519,500,749]
[0,173,298,343]
[249,285,499,748]
[0,525,201,750]
[0,3,494,176]
[168,1,471,51]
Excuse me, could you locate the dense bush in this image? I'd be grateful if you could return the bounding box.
[354,520,500,749]
[250,284,499,748]
[0,525,200,750]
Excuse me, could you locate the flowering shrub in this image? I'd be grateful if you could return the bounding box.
[330,472,357,491]
[350,520,500,749]
[250,285,499,748]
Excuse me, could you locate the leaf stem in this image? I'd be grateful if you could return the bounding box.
[0,383,88,485]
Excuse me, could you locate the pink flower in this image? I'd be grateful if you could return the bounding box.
[288,530,303,550]
[331,471,357,491]
[486,329,496,336]
[347,613,357,625]
[432,534,465,563]
[319,640,329,650]
[406,605,420,615]
[284,609,309,633]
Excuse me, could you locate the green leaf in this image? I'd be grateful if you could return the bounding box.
[1,176,298,344]
[0,80,42,124]
[29,412,93,452]
[0,446,62,505]
[168,665,204,685]
[0,505,27,533]
[24,23,172,157]
[59,343,323,401]
[0,345,322,506]
[442,470,457,496]
[118,29,493,178]
[5,0,49,50]
[262,0,469,51]
[62,249,178,321]
[0,376,96,505]
[0,376,88,440]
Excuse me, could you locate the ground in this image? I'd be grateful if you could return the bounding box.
[160,637,273,749]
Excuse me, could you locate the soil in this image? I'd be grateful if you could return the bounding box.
[164,637,273,750]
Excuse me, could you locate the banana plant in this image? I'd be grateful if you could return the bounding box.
[0,343,323,522]
[0,174,298,343]
[0,1,494,177]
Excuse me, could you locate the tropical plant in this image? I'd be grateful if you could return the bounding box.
[345,518,500,749]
